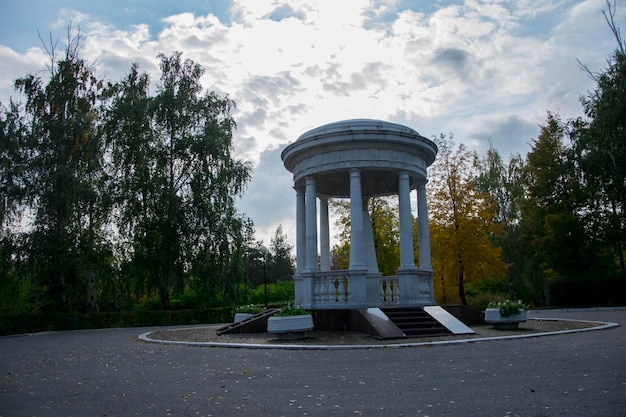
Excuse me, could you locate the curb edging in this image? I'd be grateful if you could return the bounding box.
[138,318,619,350]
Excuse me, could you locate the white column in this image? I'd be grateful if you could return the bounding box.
[295,188,306,274]
[319,195,331,271]
[398,171,416,268]
[349,169,365,269]
[362,198,380,274]
[417,179,432,271]
[305,177,318,272]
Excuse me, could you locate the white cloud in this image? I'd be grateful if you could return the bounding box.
[237,145,296,245]
[0,46,49,103]
[1,0,624,250]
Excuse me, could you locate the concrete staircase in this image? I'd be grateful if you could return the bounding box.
[216,309,279,335]
[381,307,450,337]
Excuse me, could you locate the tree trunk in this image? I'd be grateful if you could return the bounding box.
[160,287,171,310]
[88,265,99,312]
[59,274,69,312]
[458,265,467,306]
[611,200,625,271]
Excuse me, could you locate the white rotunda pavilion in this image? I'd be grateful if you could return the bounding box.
[281,119,438,310]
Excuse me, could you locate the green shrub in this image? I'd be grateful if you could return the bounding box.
[548,273,626,307]
[136,297,163,311]
[248,280,294,305]
[467,293,506,311]
[487,299,530,317]
[466,277,509,297]
[0,273,44,313]
[0,308,232,336]
[233,304,265,314]
[276,303,309,316]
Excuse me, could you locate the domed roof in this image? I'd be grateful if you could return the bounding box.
[281,119,437,197]
[296,119,424,142]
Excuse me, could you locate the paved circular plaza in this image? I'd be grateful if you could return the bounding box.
[1,309,624,417]
[140,312,616,350]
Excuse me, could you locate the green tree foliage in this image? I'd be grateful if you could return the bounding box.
[245,226,295,287]
[268,225,295,281]
[369,197,402,275]
[474,143,524,225]
[0,100,28,229]
[517,113,595,305]
[474,145,525,298]
[572,3,626,271]
[429,135,507,305]
[0,99,30,311]
[4,30,110,312]
[243,243,266,288]
[330,198,351,270]
[329,197,401,275]
[2,38,256,313]
[104,52,252,309]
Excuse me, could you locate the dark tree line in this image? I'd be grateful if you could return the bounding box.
[0,31,294,313]
[473,6,626,305]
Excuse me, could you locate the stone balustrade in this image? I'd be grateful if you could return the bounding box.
[314,271,350,305]
[296,270,434,309]
[380,275,400,305]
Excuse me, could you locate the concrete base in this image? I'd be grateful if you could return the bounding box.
[276,331,308,341]
[311,309,403,338]
[442,305,486,325]
[312,307,474,339]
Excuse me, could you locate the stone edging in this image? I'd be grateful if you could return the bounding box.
[138,317,619,351]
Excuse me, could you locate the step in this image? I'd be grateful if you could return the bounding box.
[381,307,450,337]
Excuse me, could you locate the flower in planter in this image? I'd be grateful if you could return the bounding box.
[233,304,265,315]
[487,299,530,317]
[232,304,266,323]
[268,304,313,340]
[276,303,310,317]
[485,299,530,330]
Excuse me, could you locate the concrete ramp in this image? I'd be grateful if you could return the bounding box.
[361,308,406,339]
[216,309,279,335]
[424,306,475,335]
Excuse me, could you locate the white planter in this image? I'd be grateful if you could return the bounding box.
[485,308,527,330]
[234,313,255,323]
[267,314,314,340]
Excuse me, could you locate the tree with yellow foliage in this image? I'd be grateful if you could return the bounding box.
[429,134,507,305]
[329,197,403,275]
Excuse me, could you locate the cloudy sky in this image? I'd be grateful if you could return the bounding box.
[1,0,624,249]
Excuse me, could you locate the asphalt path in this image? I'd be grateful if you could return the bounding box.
[1,309,624,417]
